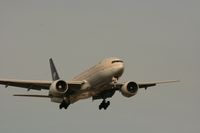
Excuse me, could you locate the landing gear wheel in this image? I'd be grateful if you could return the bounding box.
[59,100,70,110]
[103,101,110,110]
[99,104,103,110]
[99,100,110,110]
[106,101,110,107]
[64,103,69,109]
[59,104,63,109]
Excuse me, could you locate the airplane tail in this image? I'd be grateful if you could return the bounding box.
[49,58,60,81]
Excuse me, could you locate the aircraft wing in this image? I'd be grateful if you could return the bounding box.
[137,80,179,89]
[115,80,179,90]
[92,80,179,100]
[0,79,84,91]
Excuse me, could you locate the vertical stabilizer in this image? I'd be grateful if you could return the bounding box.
[49,58,60,81]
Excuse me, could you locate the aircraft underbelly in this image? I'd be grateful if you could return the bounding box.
[70,68,114,103]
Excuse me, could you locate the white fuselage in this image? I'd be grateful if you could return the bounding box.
[69,58,124,103]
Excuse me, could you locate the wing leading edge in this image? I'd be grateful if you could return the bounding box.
[115,80,179,90]
[0,79,51,90]
[0,79,84,91]
[138,80,180,89]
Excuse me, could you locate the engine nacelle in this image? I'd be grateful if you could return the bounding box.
[120,81,139,97]
[49,80,68,97]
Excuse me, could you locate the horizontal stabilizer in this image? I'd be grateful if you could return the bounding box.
[13,94,52,98]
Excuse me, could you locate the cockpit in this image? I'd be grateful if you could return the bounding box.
[111,60,123,64]
[99,57,124,65]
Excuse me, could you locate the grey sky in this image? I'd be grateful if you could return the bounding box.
[0,0,199,133]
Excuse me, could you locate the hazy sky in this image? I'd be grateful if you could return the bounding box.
[0,0,199,133]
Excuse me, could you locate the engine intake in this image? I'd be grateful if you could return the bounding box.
[120,81,139,97]
[49,80,68,97]
[56,80,68,92]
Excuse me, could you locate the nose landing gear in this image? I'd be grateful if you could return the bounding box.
[99,99,110,110]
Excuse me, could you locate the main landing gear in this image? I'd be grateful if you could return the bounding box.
[59,100,70,109]
[99,99,110,110]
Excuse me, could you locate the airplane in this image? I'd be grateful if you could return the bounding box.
[0,57,178,110]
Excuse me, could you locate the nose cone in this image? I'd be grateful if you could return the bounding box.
[114,63,124,78]
[118,63,124,76]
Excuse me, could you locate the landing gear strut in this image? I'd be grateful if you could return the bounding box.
[59,100,70,109]
[99,99,110,110]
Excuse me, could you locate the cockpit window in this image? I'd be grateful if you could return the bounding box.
[111,60,123,64]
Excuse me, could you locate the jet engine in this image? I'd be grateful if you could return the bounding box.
[120,81,139,97]
[49,80,68,97]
